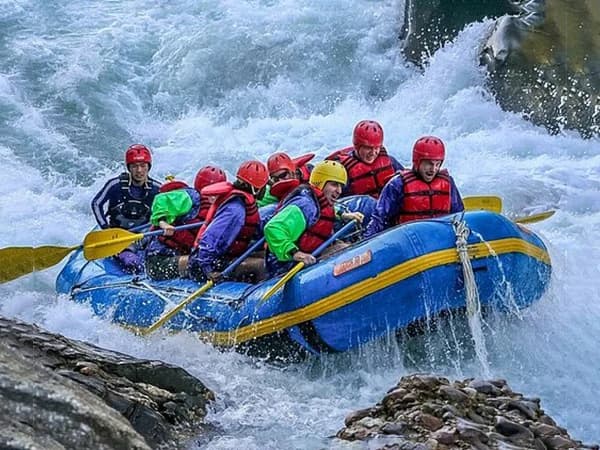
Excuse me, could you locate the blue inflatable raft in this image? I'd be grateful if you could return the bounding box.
[56,210,551,356]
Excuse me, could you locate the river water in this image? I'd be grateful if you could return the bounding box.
[1,0,599,446]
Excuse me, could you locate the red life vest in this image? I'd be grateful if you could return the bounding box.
[155,188,202,254]
[194,182,260,257]
[198,196,211,221]
[295,186,336,254]
[157,216,203,254]
[328,146,395,198]
[396,169,452,223]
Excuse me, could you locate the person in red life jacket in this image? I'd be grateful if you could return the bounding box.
[90,144,162,273]
[326,120,403,199]
[145,166,226,280]
[258,152,316,207]
[364,136,464,238]
[188,160,269,283]
[264,160,364,277]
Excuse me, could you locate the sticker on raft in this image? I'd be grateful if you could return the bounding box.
[333,250,372,276]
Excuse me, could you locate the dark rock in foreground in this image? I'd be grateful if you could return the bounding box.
[337,374,598,449]
[0,316,214,450]
[402,0,599,137]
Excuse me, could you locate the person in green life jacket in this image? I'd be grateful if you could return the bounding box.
[257,152,316,207]
[264,160,364,277]
[145,166,226,280]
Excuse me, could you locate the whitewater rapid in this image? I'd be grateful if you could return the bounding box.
[1,0,599,446]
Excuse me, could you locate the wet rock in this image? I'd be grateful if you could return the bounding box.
[0,316,214,449]
[401,0,599,137]
[469,379,503,396]
[495,416,535,440]
[438,385,470,403]
[344,407,375,426]
[337,374,595,449]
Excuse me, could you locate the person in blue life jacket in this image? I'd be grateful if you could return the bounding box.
[326,120,403,199]
[263,160,364,277]
[145,166,227,280]
[188,160,270,283]
[258,151,316,207]
[90,144,161,273]
[364,136,464,238]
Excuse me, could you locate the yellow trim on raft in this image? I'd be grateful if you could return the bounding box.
[200,237,550,347]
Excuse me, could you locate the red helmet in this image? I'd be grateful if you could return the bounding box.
[267,152,296,175]
[125,144,152,167]
[236,160,269,190]
[353,120,384,149]
[412,136,445,169]
[194,165,226,192]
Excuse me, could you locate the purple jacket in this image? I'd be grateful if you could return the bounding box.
[364,172,464,238]
[188,197,247,276]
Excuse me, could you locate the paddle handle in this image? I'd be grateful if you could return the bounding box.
[221,237,266,278]
[143,221,204,238]
[140,236,266,336]
[312,220,358,258]
[260,219,359,302]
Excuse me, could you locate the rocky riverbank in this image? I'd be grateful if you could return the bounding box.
[0,316,214,449]
[337,374,597,449]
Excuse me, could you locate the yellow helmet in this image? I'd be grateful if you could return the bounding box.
[309,160,348,190]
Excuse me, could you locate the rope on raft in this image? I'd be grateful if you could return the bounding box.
[453,215,491,377]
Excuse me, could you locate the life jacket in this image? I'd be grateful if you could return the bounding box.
[109,172,157,229]
[396,169,452,223]
[328,146,395,198]
[194,182,260,257]
[278,185,335,254]
[155,188,204,254]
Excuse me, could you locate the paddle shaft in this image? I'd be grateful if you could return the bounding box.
[260,219,359,302]
[141,236,266,335]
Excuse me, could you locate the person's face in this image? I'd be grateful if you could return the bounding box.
[417,159,442,183]
[269,169,295,185]
[321,181,343,205]
[356,145,381,164]
[128,162,150,184]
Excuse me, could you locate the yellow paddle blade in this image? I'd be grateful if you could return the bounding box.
[463,196,503,213]
[514,210,555,224]
[260,261,305,303]
[83,228,144,260]
[140,280,215,336]
[0,245,80,283]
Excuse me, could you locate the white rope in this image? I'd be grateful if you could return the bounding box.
[453,218,480,318]
[453,216,491,377]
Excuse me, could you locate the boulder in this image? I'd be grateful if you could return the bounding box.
[0,316,214,449]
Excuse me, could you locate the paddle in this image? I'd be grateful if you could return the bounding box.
[0,222,203,284]
[82,222,203,260]
[513,210,556,224]
[463,195,555,224]
[140,236,267,335]
[463,196,503,213]
[260,219,359,303]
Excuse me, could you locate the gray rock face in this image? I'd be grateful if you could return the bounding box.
[402,0,599,137]
[0,316,214,449]
[481,0,600,138]
[337,374,598,449]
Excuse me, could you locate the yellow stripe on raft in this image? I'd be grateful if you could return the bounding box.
[201,238,550,347]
